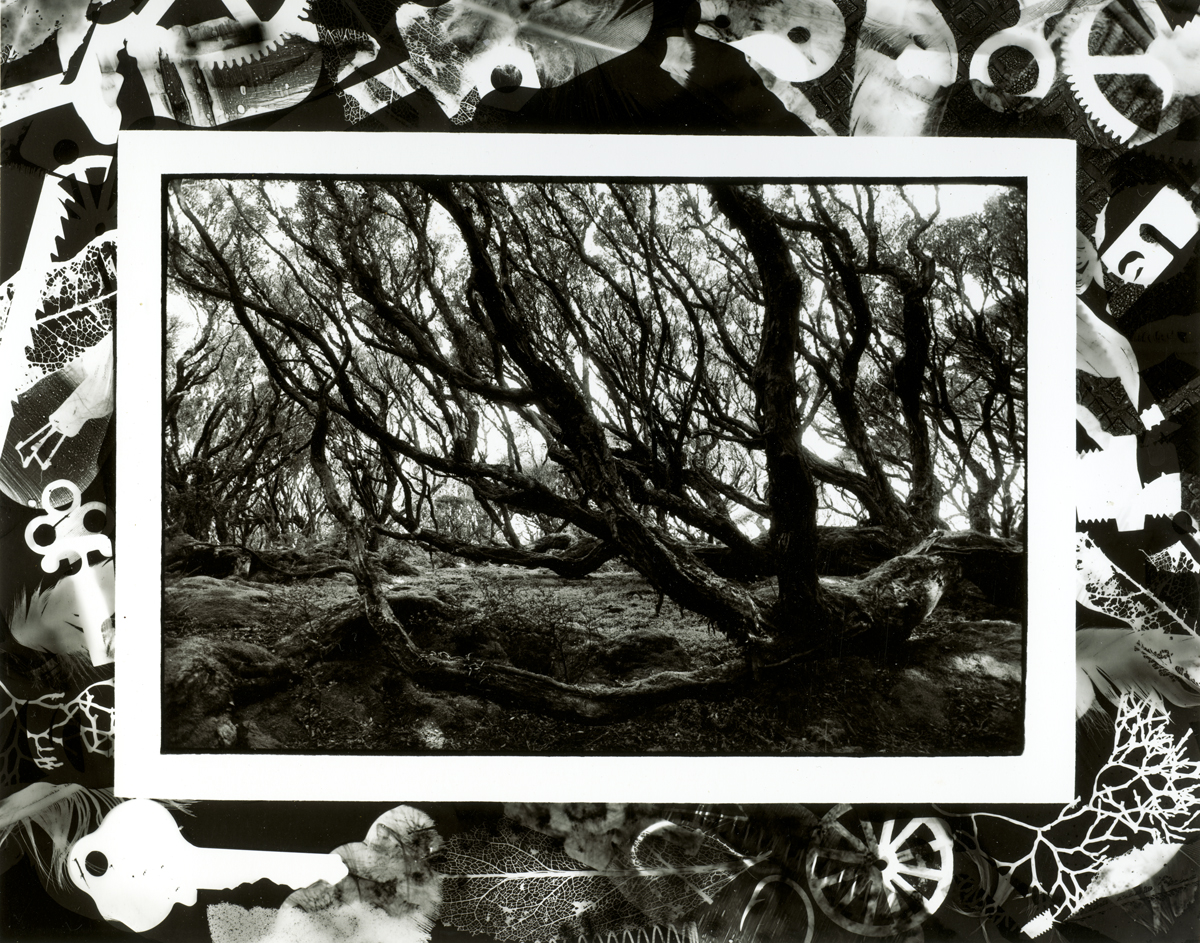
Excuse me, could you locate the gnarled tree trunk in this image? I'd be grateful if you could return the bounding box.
[308,402,987,723]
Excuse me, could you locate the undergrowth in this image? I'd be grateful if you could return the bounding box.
[457,572,605,683]
[163,567,1025,756]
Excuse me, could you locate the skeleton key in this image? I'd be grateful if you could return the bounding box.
[68,799,349,932]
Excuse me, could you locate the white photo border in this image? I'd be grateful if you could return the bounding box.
[118,132,1076,803]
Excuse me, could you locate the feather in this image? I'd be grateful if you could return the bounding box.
[1076,627,1200,718]
[7,559,115,661]
[1072,842,1181,914]
[0,784,120,888]
[660,34,696,86]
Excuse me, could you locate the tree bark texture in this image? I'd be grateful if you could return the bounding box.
[708,185,826,638]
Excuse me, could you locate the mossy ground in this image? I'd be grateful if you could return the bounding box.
[164,565,1024,755]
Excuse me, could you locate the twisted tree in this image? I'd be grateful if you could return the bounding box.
[167,178,1025,722]
[164,296,312,545]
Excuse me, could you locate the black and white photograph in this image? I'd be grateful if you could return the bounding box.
[114,134,1073,804]
[161,173,1028,757]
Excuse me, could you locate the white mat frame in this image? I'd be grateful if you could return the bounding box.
[117,133,1076,803]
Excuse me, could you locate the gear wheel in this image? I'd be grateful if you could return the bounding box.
[1060,0,1187,146]
[969,0,1062,104]
[184,0,319,71]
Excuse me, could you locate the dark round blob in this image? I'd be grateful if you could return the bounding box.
[491,64,523,91]
[85,851,109,876]
[32,523,57,547]
[83,508,107,533]
[1139,223,1165,245]
[713,14,731,29]
[987,45,1037,95]
[53,139,80,165]
[787,26,811,44]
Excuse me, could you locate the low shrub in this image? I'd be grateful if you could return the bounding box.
[452,573,603,682]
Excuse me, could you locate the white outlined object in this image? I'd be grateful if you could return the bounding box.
[24,479,111,574]
[1098,187,1200,288]
[68,799,348,932]
[22,479,114,665]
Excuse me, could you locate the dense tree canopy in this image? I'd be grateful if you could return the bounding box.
[167,178,1026,720]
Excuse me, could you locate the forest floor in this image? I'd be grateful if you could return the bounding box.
[163,564,1024,756]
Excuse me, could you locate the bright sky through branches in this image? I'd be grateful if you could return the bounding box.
[907,184,1009,219]
[169,179,1021,534]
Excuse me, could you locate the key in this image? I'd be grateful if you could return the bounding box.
[68,798,349,932]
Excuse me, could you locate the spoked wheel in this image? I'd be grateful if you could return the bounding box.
[804,805,954,937]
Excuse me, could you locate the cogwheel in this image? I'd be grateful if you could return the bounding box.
[188,0,319,71]
[1138,116,1200,167]
[1060,0,1179,145]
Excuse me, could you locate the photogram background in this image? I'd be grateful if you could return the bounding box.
[1,0,1199,940]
